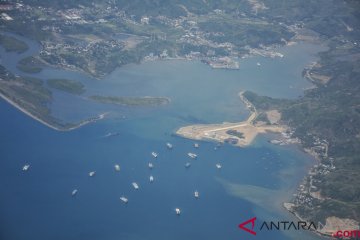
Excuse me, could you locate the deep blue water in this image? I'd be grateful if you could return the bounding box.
[0,99,320,240]
[0,33,326,240]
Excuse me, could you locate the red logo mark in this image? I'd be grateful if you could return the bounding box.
[239,217,257,236]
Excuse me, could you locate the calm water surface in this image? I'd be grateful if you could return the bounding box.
[0,34,326,240]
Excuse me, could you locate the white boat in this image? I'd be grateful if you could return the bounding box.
[185,162,191,168]
[22,164,30,171]
[151,152,158,158]
[114,164,120,171]
[166,143,173,149]
[257,62,261,66]
[104,132,119,138]
[194,143,199,148]
[188,152,197,159]
[216,164,222,169]
[132,182,139,190]
[148,162,154,169]
[194,191,199,198]
[175,208,181,215]
[89,171,96,177]
[149,175,154,182]
[71,189,78,196]
[120,196,128,203]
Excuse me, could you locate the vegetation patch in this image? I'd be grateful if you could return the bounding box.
[17,56,43,73]
[226,130,245,139]
[0,34,28,53]
[47,78,85,95]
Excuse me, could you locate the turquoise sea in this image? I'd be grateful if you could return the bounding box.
[0,33,326,240]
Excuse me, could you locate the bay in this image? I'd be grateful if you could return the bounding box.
[0,34,326,240]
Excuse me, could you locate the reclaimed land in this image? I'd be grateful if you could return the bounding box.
[176,92,286,147]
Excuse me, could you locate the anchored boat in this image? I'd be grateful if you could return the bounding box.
[194,191,199,198]
[132,182,139,190]
[188,153,197,159]
[22,164,30,171]
[166,143,173,149]
[120,196,128,203]
[175,208,181,215]
[114,164,120,171]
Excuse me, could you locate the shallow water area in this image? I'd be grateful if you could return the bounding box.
[0,33,326,240]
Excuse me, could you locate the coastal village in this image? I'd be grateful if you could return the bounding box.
[1,1,288,78]
[177,90,360,238]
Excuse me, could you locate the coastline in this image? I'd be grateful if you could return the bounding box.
[176,89,341,238]
[0,92,106,131]
[3,31,343,238]
[37,41,289,80]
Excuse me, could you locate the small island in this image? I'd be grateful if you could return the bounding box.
[47,78,85,95]
[89,95,170,107]
[17,56,43,73]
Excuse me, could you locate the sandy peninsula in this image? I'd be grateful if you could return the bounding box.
[0,92,107,131]
[176,92,286,147]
